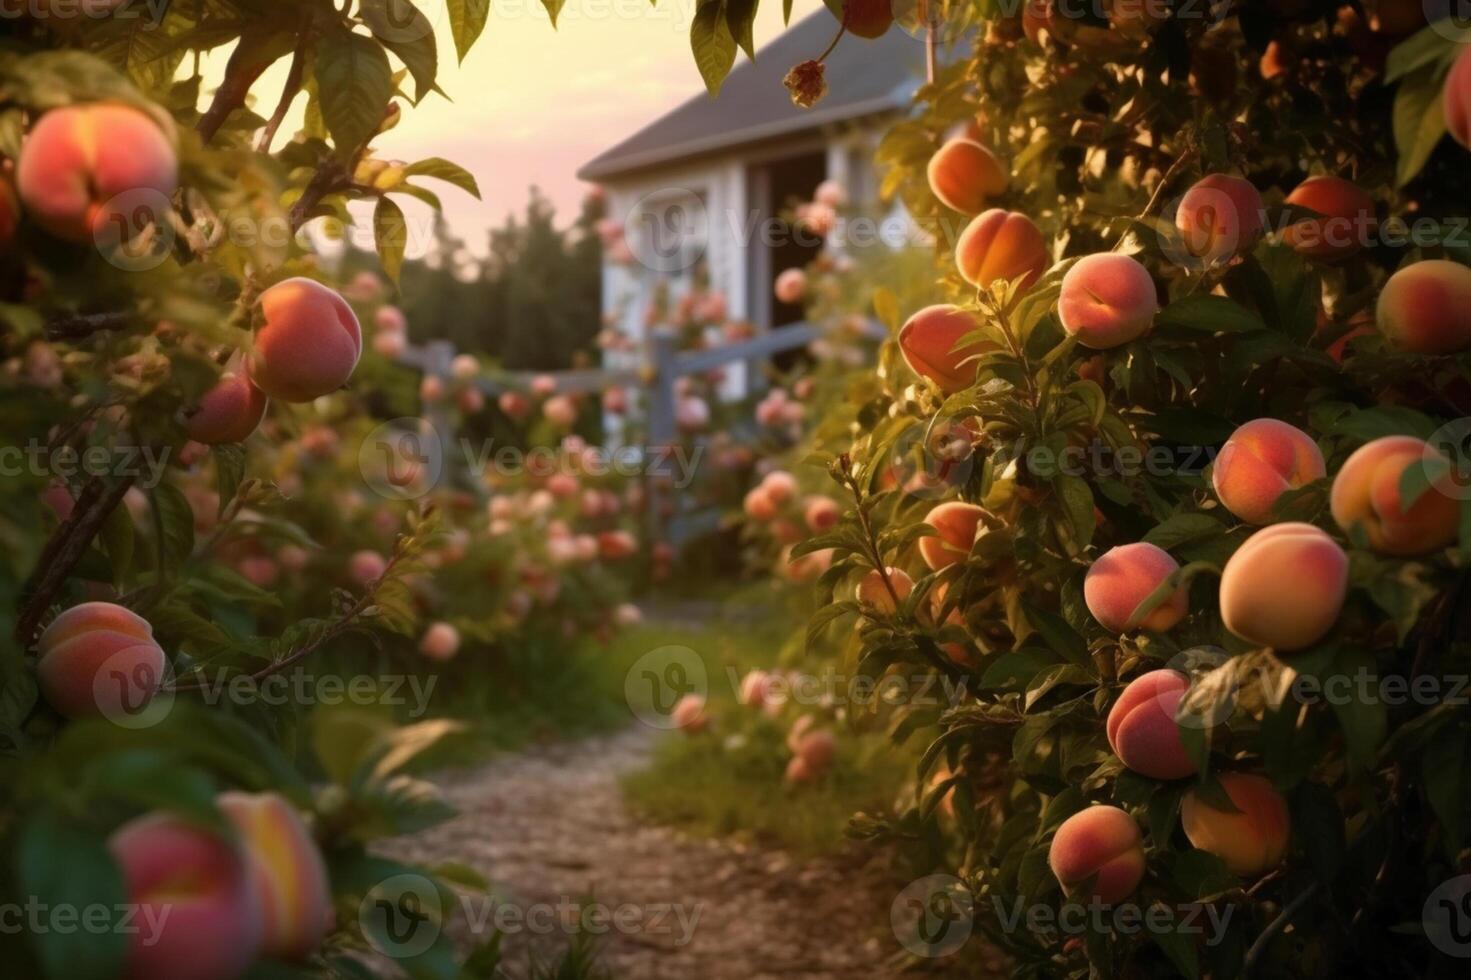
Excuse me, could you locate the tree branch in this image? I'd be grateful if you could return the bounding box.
[45,311,134,342]
[257,41,307,154]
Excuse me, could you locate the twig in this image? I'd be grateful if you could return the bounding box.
[45,311,133,342]
[1243,881,1320,972]
[257,41,306,154]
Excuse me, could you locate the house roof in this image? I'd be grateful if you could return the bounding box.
[578,11,928,183]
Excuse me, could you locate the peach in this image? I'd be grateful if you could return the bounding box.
[785,754,818,784]
[1448,46,1471,150]
[775,267,807,305]
[348,549,388,585]
[544,394,578,427]
[249,279,362,402]
[739,669,776,709]
[1106,670,1197,780]
[1048,805,1146,904]
[671,694,708,733]
[1084,542,1188,633]
[804,495,841,532]
[898,304,993,392]
[1212,418,1326,525]
[1181,773,1290,877]
[499,391,531,419]
[217,791,333,961]
[795,729,836,769]
[1375,260,1471,355]
[1282,175,1375,260]
[419,622,461,661]
[854,567,915,614]
[743,485,776,521]
[956,209,1049,291]
[926,139,1008,214]
[1330,436,1460,555]
[918,502,990,571]
[236,556,279,588]
[183,373,268,445]
[108,813,262,980]
[17,102,178,245]
[1175,174,1265,267]
[832,0,893,38]
[762,470,798,504]
[43,479,75,521]
[1058,253,1158,349]
[1219,523,1348,651]
[35,602,166,719]
[374,305,407,333]
[598,530,637,560]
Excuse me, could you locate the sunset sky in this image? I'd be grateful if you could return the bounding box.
[234,0,826,255]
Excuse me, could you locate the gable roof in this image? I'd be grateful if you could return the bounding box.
[578,11,926,183]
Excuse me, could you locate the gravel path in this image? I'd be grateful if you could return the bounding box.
[377,724,918,979]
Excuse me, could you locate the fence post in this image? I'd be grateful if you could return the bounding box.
[644,329,679,545]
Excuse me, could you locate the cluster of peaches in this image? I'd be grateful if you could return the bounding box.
[742,468,845,582]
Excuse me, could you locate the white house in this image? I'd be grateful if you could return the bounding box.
[578,11,931,403]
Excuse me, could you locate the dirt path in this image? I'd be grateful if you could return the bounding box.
[378,724,913,979]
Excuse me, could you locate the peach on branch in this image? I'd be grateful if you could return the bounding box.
[854,566,915,614]
[1212,418,1326,525]
[1448,46,1471,150]
[1181,773,1290,877]
[419,622,461,661]
[1048,805,1146,904]
[1329,436,1460,555]
[1282,175,1375,260]
[248,278,362,402]
[1058,253,1158,349]
[785,755,818,784]
[743,485,776,521]
[762,470,799,505]
[774,267,807,305]
[918,501,991,571]
[35,601,166,719]
[795,729,836,769]
[348,549,388,585]
[1219,523,1348,651]
[16,102,178,245]
[1106,670,1198,780]
[956,208,1049,291]
[217,791,333,961]
[1084,542,1188,633]
[598,530,637,559]
[1175,174,1265,267]
[898,304,992,393]
[926,139,1008,214]
[183,373,268,445]
[107,813,262,980]
[804,495,841,532]
[1375,259,1471,355]
[829,0,893,38]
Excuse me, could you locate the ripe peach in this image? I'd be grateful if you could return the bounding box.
[762,470,798,505]
[918,502,990,571]
[1282,176,1375,261]
[1106,670,1197,780]
[795,729,836,769]
[1058,253,1158,349]
[108,813,262,980]
[926,139,1008,215]
[1219,523,1348,651]
[804,495,841,532]
[775,268,807,305]
[249,279,362,402]
[1181,773,1290,877]
[671,694,708,733]
[1448,46,1471,150]
[739,669,776,709]
[236,556,279,588]
[374,305,407,333]
[1375,260,1471,355]
[419,622,461,661]
[499,391,531,419]
[898,304,992,393]
[832,0,893,38]
[43,480,75,521]
[17,102,178,245]
[1175,174,1265,267]
[743,485,776,521]
[785,754,818,784]
[1048,805,1146,904]
[1084,542,1188,634]
[544,393,578,427]
[956,209,1049,291]
[35,602,166,719]
[598,530,637,559]
[183,373,268,445]
[1212,418,1326,525]
[1330,436,1460,555]
[855,567,916,614]
[348,549,388,585]
[217,791,333,961]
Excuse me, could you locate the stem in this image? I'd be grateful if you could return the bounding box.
[198,30,287,145]
[1244,882,1319,972]
[257,42,306,154]
[45,311,133,342]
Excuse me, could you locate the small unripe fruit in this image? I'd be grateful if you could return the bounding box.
[775,268,807,305]
[1447,46,1471,150]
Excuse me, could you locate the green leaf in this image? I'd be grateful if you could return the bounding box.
[1156,295,1265,334]
[375,196,408,285]
[726,0,758,59]
[691,0,738,96]
[151,481,195,577]
[447,0,491,62]
[99,500,134,586]
[1143,514,1225,551]
[17,817,128,980]
[360,0,438,103]
[1020,601,1093,671]
[542,0,567,26]
[1393,67,1448,187]
[1150,909,1200,979]
[1053,473,1095,551]
[403,157,481,199]
[1330,405,1439,442]
[1385,23,1467,84]
[314,29,395,155]
[213,443,247,516]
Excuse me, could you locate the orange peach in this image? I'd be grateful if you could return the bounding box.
[785,754,818,784]
[248,278,363,402]
[1106,670,1197,780]
[17,102,178,245]
[1181,773,1290,877]
[108,813,262,980]
[795,729,836,769]
[1175,174,1265,267]
[743,484,776,521]
[671,694,708,733]
[1330,436,1460,555]
[1212,418,1326,525]
[774,268,807,305]
[926,139,1008,214]
[35,602,166,719]
[1084,542,1188,634]
[1282,175,1375,261]
[955,208,1049,292]
[1058,253,1158,349]
[854,567,915,614]
[832,0,893,38]
[217,791,333,961]
[1219,523,1348,651]
[762,470,798,505]
[183,373,268,445]
[918,502,990,571]
[804,495,841,532]
[419,622,461,661]
[1048,805,1146,904]
[1448,46,1471,150]
[898,304,993,392]
[348,549,388,585]
[1375,260,1471,355]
